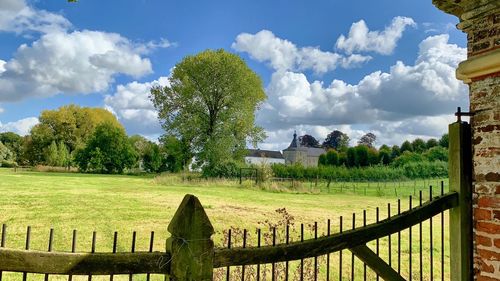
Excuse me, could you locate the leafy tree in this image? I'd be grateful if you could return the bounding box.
[143,143,164,173]
[161,135,191,173]
[426,138,438,149]
[400,141,413,153]
[0,132,23,161]
[392,151,425,167]
[358,132,376,148]
[379,148,392,165]
[323,130,350,151]
[325,150,339,166]
[57,141,71,167]
[424,146,448,162]
[75,123,137,174]
[411,138,426,153]
[30,105,123,164]
[150,49,266,170]
[0,142,14,162]
[346,147,356,167]
[439,134,449,148]
[391,145,401,159]
[318,154,327,166]
[355,145,369,167]
[367,147,379,165]
[45,141,60,166]
[299,134,320,147]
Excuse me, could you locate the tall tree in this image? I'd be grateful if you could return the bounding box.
[439,134,449,148]
[400,140,413,153]
[299,134,320,147]
[30,105,123,164]
[150,49,266,169]
[0,132,23,161]
[0,142,14,162]
[411,138,426,153]
[358,132,377,148]
[323,130,350,151]
[75,123,137,174]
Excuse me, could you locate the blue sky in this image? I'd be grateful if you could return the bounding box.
[0,0,468,149]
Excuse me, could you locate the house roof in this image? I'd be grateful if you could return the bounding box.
[283,131,326,156]
[246,149,284,159]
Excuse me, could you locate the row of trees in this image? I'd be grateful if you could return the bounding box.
[0,105,191,174]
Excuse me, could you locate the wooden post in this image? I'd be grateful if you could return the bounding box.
[167,194,214,281]
[448,121,472,281]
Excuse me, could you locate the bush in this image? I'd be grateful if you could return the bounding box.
[0,160,17,168]
[202,160,241,178]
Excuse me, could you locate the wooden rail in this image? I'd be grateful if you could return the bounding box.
[213,191,458,267]
[0,248,170,274]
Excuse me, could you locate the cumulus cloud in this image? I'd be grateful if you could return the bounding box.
[257,34,467,149]
[336,16,416,55]
[104,77,169,135]
[0,30,154,101]
[0,0,71,34]
[232,30,371,74]
[0,117,39,135]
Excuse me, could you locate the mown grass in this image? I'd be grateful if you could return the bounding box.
[0,168,450,280]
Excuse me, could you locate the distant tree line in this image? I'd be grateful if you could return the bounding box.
[0,105,190,174]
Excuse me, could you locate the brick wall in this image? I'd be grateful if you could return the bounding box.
[433,1,500,280]
[470,75,500,280]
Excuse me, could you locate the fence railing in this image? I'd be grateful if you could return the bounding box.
[0,121,472,280]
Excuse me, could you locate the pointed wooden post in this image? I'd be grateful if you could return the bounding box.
[167,194,215,281]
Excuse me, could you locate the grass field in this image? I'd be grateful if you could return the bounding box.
[0,168,450,280]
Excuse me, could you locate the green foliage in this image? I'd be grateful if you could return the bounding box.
[326,150,339,166]
[346,147,356,167]
[391,151,426,167]
[391,145,401,159]
[354,145,369,166]
[202,160,242,178]
[143,143,164,173]
[426,138,438,149]
[378,147,392,165]
[151,49,266,170]
[0,141,14,162]
[271,162,447,181]
[400,140,413,153]
[30,105,123,164]
[424,146,448,162]
[322,130,349,151]
[75,123,137,174]
[161,136,191,173]
[439,133,449,148]
[411,138,427,153]
[0,132,23,161]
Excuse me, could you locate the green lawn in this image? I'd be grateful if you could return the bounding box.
[0,168,450,280]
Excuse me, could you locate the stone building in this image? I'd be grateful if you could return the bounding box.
[282,132,325,167]
[433,1,500,280]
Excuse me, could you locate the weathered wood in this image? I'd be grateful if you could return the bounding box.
[350,245,405,281]
[214,192,458,267]
[0,248,170,274]
[167,194,214,281]
[449,121,473,281]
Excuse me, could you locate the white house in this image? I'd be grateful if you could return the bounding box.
[245,149,285,165]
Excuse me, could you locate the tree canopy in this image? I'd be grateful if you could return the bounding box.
[299,134,320,147]
[28,105,123,164]
[150,49,266,169]
[75,123,136,174]
[322,130,349,151]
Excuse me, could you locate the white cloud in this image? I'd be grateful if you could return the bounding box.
[0,30,153,101]
[104,77,169,135]
[232,30,371,74]
[0,0,71,34]
[336,16,416,55]
[257,34,467,149]
[0,60,5,73]
[0,117,39,135]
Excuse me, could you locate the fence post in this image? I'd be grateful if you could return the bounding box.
[448,121,473,281]
[167,194,214,281]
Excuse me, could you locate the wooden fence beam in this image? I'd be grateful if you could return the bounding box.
[350,245,405,281]
[0,249,169,274]
[167,194,214,281]
[449,121,473,281]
